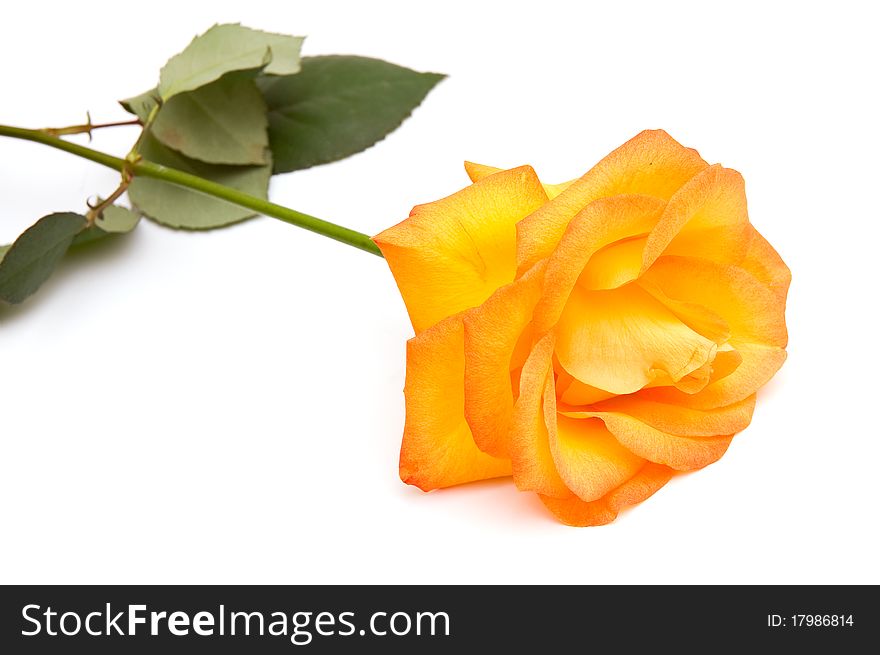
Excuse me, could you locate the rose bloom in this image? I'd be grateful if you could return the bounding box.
[374,130,790,526]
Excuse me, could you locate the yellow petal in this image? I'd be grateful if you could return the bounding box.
[509,333,570,497]
[640,255,788,348]
[549,415,646,502]
[555,283,718,395]
[374,166,548,333]
[641,360,713,394]
[539,463,674,527]
[463,161,501,182]
[585,394,756,436]
[740,225,792,305]
[516,130,708,275]
[638,279,731,346]
[543,179,576,200]
[641,165,751,271]
[639,343,786,410]
[704,347,744,385]
[463,261,546,458]
[576,235,649,290]
[557,367,617,406]
[464,161,574,200]
[532,194,667,335]
[560,410,736,471]
[400,316,511,490]
[639,342,742,397]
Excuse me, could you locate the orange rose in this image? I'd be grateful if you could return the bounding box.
[374,130,790,526]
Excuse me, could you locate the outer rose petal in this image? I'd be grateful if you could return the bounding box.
[400,316,511,490]
[641,165,751,271]
[509,333,570,497]
[549,415,646,502]
[463,261,546,459]
[516,130,708,274]
[374,166,548,333]
[464,161,574,199]
[740,225,792,304]
[463,161,501,182]
[559,410,734,471]
[539,463,674,527]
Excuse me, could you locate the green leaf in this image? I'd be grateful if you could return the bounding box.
[119,88,159,123]
[98,205,141,233]
[258,56,445,173]
[0,212,87,304]
[158,23,304,101]
[151,74,269,165]
[0,245,10,264]
[129,131,271,229]
[72,205,141,247]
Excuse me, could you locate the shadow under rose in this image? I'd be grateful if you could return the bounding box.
[397,476,568,528]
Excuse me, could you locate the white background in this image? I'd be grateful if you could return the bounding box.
[1,0,877,584]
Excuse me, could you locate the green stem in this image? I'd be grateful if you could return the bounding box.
[0,124,383,257]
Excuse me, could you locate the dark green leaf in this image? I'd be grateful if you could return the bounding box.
[0,212,87,304]
[71,227,110,247]
[129,131,271,229]
[158,24,304,100]
[151,74,269,165]
[258,56,445,173]
[119,88,159,123]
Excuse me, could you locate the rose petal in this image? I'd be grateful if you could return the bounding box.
[641,165,751,271]
[400,316,512,490]
[509,333,570,497]
[374,166,548,333]
[586,394,756,437]
[532,194,667,335]
[554,283,718,395]
[640,255,788,348]
[639,343,786,410]
[638,279,731,345]
[464,161,574,199]
[642,360,712,394]
[463,261,546,458]
[740,225,792,304]
[703,347,744,384]
[559,409,735,471]
[463,161,500,182]
[640,346,742,396]
[549,415,646,503]
[539,463,674,527]
[557,350,720,401]
[575,235,648,290]
[557,369,617,406]
[516,130,708,274]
